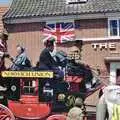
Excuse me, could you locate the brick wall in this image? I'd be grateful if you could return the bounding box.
[75,18,108,38]
[6,23,45,66]
[5,18,109,106]
[6,18,108,68]
[0,6,8,32]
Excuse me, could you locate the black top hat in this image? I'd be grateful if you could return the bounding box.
[45,38,55,47]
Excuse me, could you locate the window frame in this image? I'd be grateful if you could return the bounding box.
[21,80,37,95]
[108,18,120,37]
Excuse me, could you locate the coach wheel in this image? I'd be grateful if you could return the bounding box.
[47,114,66,120]
[65,95,76,107]
[0,104,15,120]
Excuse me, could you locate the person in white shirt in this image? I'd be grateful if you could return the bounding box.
[96,83,120,120]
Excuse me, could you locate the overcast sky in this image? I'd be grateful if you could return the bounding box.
[0,0,11,4]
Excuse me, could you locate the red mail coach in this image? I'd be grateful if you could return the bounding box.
[0,50,102,119]
[0,67,101,120]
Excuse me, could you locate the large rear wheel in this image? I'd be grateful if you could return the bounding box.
[0,104,15,120]
[47,114,66,120]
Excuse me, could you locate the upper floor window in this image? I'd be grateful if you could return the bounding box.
[108,19,120,36]
[66,0,88,4]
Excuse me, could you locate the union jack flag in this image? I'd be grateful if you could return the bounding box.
[43,22,75,44]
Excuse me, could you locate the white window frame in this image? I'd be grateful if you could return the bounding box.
[108,18,120,37]
[23,80,36,95]
[110,62,120,84]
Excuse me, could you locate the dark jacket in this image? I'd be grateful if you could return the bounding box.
[39,48,57,69]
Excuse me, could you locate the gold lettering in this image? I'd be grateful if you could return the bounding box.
[1,71,53,78]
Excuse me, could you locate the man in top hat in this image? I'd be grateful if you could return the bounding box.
[39,38,64,79]
[39,38,57,70]
[0,30,9,71]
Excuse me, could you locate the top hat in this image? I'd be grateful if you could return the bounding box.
[44,38,55,47]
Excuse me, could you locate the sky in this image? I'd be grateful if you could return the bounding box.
[0,0,11,5]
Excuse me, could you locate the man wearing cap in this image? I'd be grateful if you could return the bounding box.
[0,30,9,71]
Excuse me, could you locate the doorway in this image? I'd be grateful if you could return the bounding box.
[116,69,120,85]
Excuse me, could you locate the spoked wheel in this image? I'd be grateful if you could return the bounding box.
[0,104,15,120]
[47,114,66,120]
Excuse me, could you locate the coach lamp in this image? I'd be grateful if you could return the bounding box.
[43,81,54,102]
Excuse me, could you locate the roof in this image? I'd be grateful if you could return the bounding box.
[3,0,120,20]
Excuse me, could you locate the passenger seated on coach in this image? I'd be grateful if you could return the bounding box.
[39,38,64,79]
[9,45,31,70]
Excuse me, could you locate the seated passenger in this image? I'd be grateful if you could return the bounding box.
[39,38,64,79]
[39,38,57,70]
[9,45,31,70]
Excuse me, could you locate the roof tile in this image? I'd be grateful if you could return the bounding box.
[3,0,120,20]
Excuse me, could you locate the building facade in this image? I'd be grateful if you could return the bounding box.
[3,0,120,85]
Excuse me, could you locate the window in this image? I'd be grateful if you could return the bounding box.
[22,80,36,95]
[66,0,88,4]
[108,19,120,36]
[110,20,118,36]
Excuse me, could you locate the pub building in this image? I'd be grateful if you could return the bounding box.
[2,0,120,86]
